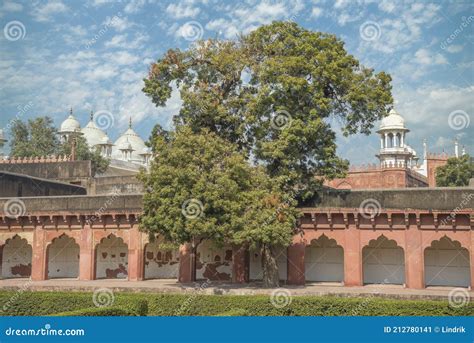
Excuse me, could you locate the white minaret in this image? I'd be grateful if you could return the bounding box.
[454,138,459,158]
[0,129,7,158]
[376,108,416,168]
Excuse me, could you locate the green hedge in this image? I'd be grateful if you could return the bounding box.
[52,307,136,316]
[0,291,472,316]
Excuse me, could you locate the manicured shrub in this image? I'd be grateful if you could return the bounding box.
[0,291,471,316]
[52,307,135,316]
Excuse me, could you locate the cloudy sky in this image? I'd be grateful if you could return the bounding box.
[0,0,472,164]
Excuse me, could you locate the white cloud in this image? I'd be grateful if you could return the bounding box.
[414,48,447,65]
[31,0,68,22]
[1,1,23,12]
[104,32,149,49]
[446,44,463,53]
[103,15,133,32]
[104,51,140,65]
[124,0,146,14]
[166,1,201,19]
[310,7,322,19]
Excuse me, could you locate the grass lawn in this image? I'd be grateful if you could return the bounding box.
[0,291,472,316]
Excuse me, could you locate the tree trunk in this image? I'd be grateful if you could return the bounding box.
[262,244,279,287]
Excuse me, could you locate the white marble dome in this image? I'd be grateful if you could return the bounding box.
[59,115,81,133]
[112,127,146,161]
[81,119,107,148]
[379,109,407,131]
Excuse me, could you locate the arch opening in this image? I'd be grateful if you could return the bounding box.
[305,235,344,283]
[196,240,233,281]
[95,234,128,279]
[362,236,405,285]
[144,239,179,279]
[424,236,471,287]
[1,235,32,278]
[47,235,79,279]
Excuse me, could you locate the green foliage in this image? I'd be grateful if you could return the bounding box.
[0,291,148,316]
[0,291,471,316]
[143,21,392,200]
[9,117,59,157]
[139,127,297,251]
[436,154,473,187]
[51,307,136,316]
[58,135,109,176]
[9,116,109,176]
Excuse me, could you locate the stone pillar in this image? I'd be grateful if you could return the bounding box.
[384,133,388,149]
[79,223,95,280]
[344,224,362,286]
[178,243,194,283]
[400,133,404,147]
[232,245,248,283]
[128,224,144,281]
[380,136,384,149]
[287,243,305,285]
[405,221,423,289]
[31,226,47,281]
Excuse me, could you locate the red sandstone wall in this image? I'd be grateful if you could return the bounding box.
[427,156,449,187]
[325,169,421,189]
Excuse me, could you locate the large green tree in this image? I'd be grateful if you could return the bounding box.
[9,116,109,176]
[436,154,473,187]
[143,21,392,200]
[139,127,298,286]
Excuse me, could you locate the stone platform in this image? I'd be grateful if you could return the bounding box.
[0,278,472,301]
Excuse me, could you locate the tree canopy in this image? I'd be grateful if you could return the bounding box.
[436,154,473,187]
[143,21,392,200]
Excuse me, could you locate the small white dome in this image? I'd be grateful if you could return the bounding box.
[100,135,113,145]
[81,120,107,148]
[112,127,146,161]
[379,109,407,131]
[59,115,81,133]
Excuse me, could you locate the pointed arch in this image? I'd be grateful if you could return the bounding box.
[47,234,79,279]
[424,236,470,287]
[95,234,128,279]
[362,235,405,285]
[144,238,179,279]
[305,234,344,283]
[1,235,32,278]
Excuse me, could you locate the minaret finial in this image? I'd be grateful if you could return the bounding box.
[70,107,73,115]
[90,110,94,121]
[129,116,132,129]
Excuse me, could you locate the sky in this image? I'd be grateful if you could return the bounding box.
[0,0,472,165]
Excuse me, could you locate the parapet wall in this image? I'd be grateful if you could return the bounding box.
[0,159,91,182]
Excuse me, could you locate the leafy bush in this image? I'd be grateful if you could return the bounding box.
[0,291,471,316]
[52,307,135,316]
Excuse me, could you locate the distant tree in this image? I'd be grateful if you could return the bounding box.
[436,154,474,187]
[139,127,298,286]
[9,117,58,157]
[9,116,109,176]
[58,135,109,176]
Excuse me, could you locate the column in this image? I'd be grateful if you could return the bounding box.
[287,242,305,285]
[405,219,423,289]
[384,133,388,149]
[128,223,144,281]
[344,223,362,286]
[400,133,404,147]
[79,223,95,280]
[31,226,47,281]
[232,245,249,283]
[178,243,194,283]
[380,136,384,149]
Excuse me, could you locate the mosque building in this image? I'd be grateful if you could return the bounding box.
[57,109,152,169]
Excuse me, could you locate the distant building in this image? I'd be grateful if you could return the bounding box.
[325,108,464,189]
